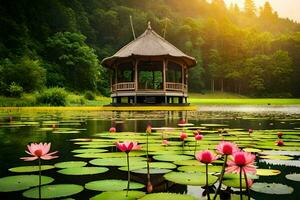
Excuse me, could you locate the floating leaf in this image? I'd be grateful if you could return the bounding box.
[23,184,83,199]
[243,148,262,153]
[71,149,108,154]
[223,178,250,189]
[286,174,300,182]
[139,193,198,200]
[0,175,53,192]
[164,172,217,186]
[153,155,193,162]
[9,165,54,173]
[256,169,281,176]
[260,155,293,160]
[85,179,144,191]
[250,182,294,194]
[259,151,300,156]
[132,168,171,174]
[54,161,87,168]
[57,167,108,175]
[260,159,300,167]
[90,191,145,200]
[178,165,222,173]
[173,160,199,166]
[90,157,146,167]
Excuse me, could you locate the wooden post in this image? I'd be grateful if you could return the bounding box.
[134,59,138,104]
[163,59,167,91]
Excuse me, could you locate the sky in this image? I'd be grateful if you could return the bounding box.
[223,0,300,22]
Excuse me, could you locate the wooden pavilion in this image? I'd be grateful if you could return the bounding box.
[102,22,196,105]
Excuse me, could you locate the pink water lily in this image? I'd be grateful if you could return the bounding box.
[116,141,141,153]
[109,127,116,133]
[180,132,188,140]
[195,134,203,141]
[21,143,58,161]
[277,132,283,138]
[162,139,170,146]
[226,151,256,174]
[216,141,239,155]
[196,150,218,164]
[276,140,284,146]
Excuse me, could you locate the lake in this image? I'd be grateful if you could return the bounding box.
[0,106,299,199]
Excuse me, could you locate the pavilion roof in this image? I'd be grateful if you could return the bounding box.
[102,22,197,68]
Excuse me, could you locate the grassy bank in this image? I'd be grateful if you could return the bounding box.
[1,92,300,107]
[189,92,300,105]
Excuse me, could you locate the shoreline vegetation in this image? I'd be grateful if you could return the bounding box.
[0,92,300,108]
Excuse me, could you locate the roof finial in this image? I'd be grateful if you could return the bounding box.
[147,21,152,30]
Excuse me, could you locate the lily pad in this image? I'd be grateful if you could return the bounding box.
[9,165,55,173]
[0,175,54,192]
[57,167,109,175]
[132,168,171,174]
[260,155,293,160]
[286,174,300,182]
[90,191,145,200]
[243,148,262,153]
[54,161,87,168]
[23,184,83,199]
[164,172,217,186]
[178,165,222,173]
[173,160,199,166]
[256,169,281,176]
[223,178,250,189]
[139,193,198,200]
[85,179,144,191]
[153,155,193,162]
[71,149,108,154]
[250,182,294,194]
[90,157,146,167]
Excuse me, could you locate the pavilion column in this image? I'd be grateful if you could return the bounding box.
[134,60,138,104]
[163,59,167,103]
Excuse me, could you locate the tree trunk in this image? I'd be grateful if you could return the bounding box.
[221,79,224,92]
[211,79,215,93]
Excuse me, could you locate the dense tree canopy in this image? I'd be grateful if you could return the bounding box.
[0,0,299,97]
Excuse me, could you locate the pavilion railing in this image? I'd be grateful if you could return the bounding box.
[112,82,187,92]
[111,82,135,92]
[166,82,187,92]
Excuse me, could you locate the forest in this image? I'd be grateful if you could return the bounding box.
[0,0,300,98]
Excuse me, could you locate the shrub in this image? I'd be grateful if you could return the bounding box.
[36,87,68,106]
[7,82,23,98]
[84,91,96,100]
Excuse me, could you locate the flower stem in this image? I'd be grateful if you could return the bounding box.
[213,154,228,200]
[146,133,151,189]
[126,152,130,197]
[240,167,243,200]
[243,169,250,200]
[38,158,41,200]
[206,163,210,200]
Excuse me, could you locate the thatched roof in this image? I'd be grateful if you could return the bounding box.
[102,22,196,68]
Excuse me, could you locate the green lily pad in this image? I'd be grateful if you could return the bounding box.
[71,149,108,154]
[23,184,83,199]
[260,155,293,160]
[90,157,146,167]
[139,193,198,200]
[223,178,250,189]
[57,167,109,175]
[173,160,199,166]
[243,148,262,153]
[9,165,55,173]
[178,165,222,173]
[90,191,145,200]
[85,179,144,191]
[286,174,300,182]
[54,161,87,168]
[132,168,172,174]
[0,175,54,192]
[250,182,294,194]
[153,155,193,162]
[164,172,217,186]
[256,169,281,176]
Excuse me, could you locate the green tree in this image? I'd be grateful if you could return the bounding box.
[0,57,46,93]
[46,32,100,92]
